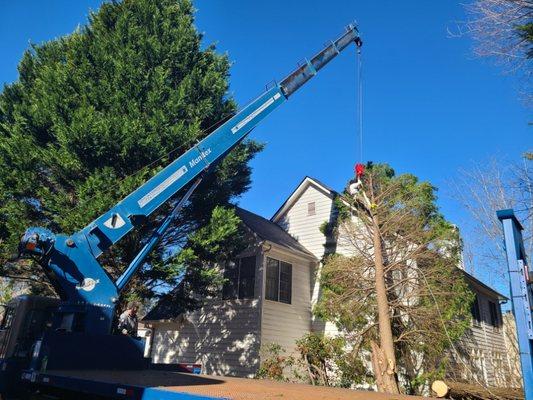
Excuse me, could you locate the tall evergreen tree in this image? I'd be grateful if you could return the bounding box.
[0,0,261,304]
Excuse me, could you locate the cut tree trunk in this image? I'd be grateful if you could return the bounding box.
[371,340,399,394]
[431,380,524,400]
[370,212,400,395]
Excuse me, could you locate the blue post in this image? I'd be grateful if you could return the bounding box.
[497,209,533,399]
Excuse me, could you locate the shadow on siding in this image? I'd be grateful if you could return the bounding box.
[152,299,261,377]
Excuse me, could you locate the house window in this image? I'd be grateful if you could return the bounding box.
[488,300,499,328]
[265,258,279,301]
[265,257,292,304]
[307,202,316,216]
[222,256,256,300]
[471,295,481,325]
[238,256,256,299]
[0,307,14,330]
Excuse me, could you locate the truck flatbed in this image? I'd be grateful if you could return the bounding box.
[25,369,427,400]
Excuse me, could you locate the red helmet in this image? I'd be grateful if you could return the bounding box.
[355,163,365,178]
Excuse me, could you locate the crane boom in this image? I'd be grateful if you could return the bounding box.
[78,24,361,258]
[18,24,362,335]
[78,86,286,259]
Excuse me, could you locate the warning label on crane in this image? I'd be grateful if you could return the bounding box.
[138,165,188,208]
[231,92,281,134]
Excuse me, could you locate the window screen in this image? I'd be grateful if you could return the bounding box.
[222,261,239,300]
[238,256,256,299]
[265,258,280,301]
[279,262,292,304]
[488,301,499,327]
[471,295,481,324]
[265,257,292,304]
[222,256,256,300]
[307,202,316,216]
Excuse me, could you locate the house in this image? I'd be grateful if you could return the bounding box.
[144,176,518,386]
[273,177,520,388]
[448,272,521,388]
[144,206,318,377]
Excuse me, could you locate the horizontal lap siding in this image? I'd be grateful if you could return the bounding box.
[453,291,510,387]
[475,293,506,344]
[277,184,334,260]
[260,248,312,354]
[275,183,340,337]
[151,299,261,378]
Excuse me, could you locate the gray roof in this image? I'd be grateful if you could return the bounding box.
[235,207,315,259]
[460,269,508,301]
[143,292,187,322]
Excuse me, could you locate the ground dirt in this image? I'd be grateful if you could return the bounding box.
[50,369,430,400]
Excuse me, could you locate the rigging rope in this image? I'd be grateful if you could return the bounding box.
[357,44,364,164]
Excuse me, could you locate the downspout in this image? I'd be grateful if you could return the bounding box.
[258,241,272,371]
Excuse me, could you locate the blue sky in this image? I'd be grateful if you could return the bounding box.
[0,1,530,294]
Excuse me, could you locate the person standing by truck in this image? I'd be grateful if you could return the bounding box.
[118,302,139,336]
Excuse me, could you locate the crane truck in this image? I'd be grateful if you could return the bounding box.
[0,25,363,400]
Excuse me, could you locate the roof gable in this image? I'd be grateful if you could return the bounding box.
[271,176,338,223]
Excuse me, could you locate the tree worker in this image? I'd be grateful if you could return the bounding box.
[118,301,139,337]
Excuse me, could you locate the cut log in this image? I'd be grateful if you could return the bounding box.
[431,380,523,400]
[431,380,449,397]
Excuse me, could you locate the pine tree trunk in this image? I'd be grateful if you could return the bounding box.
[370,213,400,394]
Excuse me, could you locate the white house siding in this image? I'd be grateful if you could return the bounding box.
[150,298,261,377]
[502,312,523,388]
[260,247,313,355]
[335,217,364,257]
[450,287,513,388]
[148,243,315,378]
[273,181,339,336]
[474,296,505,383]
[276,182,335,260]
[149,248,264,378]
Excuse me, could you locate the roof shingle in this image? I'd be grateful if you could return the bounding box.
[235,207,315,259]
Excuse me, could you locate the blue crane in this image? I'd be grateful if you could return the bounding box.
[0,24,362,397]
[18,24,361,336]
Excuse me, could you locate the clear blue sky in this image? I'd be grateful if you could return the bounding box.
[0,1,530,293]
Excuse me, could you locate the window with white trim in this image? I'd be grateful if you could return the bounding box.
[307,202,316,216]
[265,257,292,304]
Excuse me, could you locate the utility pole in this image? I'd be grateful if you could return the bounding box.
[497,209,533,400]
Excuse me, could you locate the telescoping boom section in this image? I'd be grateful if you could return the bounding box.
[18,24,362,336]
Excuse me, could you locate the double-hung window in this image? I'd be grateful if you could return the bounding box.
[265,257,292,304]
[471,295,481,326]
[488,300,500,330]
[222,256,256,300]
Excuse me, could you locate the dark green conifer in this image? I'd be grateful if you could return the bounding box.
[0,0,261,304]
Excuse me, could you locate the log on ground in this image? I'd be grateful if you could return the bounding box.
[431,380,523,400]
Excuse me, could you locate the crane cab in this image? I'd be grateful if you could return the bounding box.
[0,296,58,398]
